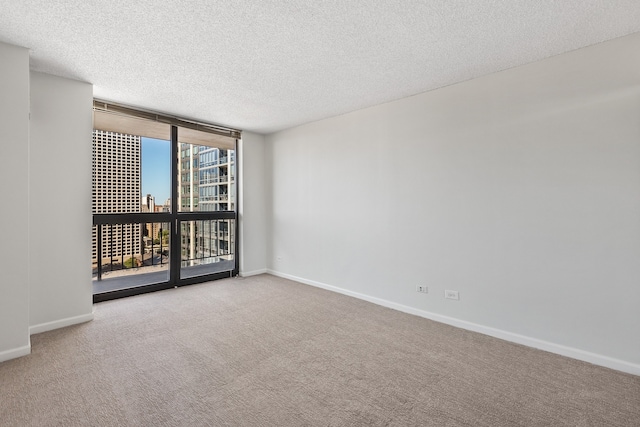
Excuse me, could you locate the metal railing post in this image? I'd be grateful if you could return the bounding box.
[97,224,102,281]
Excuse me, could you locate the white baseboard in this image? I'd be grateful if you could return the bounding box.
[29,311,94,336]
[240,268,268,277]
[0,343,31,363]
[267,269,640,377]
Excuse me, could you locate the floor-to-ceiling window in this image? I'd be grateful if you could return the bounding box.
[91,101,240,302]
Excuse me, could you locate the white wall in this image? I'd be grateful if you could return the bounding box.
[29,71,94,333]
[265,33,640,374]
[0,42,31,362]
[0,43,94,363]
[238,132,268,276]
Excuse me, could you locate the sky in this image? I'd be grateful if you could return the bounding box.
[141,137,171,204]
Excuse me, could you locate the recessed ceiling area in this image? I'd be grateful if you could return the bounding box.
[1,1,640,134]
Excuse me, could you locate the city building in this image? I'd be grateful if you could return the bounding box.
[141,194,155,212]
[178,143,235,266]
[91,130,141,267]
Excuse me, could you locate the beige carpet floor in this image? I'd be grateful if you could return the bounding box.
[1,274,639,426]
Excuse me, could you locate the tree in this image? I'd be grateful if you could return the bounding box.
[124,257,138,268]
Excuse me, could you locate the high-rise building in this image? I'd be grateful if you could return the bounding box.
[178,143,235,266]
[198,146,235,212]
[141,194,155,212]
[92,130,141,265]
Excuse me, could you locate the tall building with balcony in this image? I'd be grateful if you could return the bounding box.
[92,130,141,265]
[198,146,235,212]
[178,143,235,265]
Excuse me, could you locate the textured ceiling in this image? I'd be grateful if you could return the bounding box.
[1,1,640,134]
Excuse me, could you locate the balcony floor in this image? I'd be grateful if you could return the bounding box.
[93,260,235,294]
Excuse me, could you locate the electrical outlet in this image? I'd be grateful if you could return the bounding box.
[444,290,459,300]
[416,285,428,293]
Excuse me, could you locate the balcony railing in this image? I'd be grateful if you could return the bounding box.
[199,194,233,202]
[199,156,234,168]
[199,175,235,185]
[93,212,237,295]
[180,219,235,270]
[92,215,172,283]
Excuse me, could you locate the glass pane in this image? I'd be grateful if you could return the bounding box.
[92,129,172,294]
[179,219,235,279]
[177,131,235,213]
[141,137,172,212]
[92,221,171,293]
[92,130,170,213]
